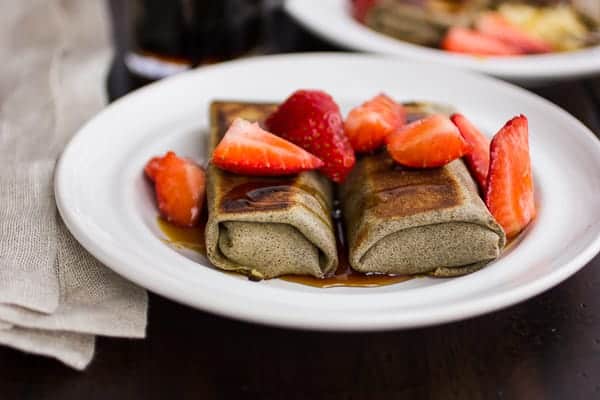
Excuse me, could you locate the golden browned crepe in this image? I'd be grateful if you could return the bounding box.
[205,102,338,280]
[339,102,506,277]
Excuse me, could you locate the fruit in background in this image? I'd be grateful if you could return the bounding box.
[441,27,523,56]
[351,0,377,23]
[485,115,536,239]
[211,118,324,176]
[475,12,552,54]
[385,114,468,168]
[144,156,163,181]
[344,93,406,153]
[145,151,206,227]
[266,90,356,183]
[497,3,591,51]
[451,113,490,193]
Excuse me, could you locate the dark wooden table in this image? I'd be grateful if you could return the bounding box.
[2,2,600,399]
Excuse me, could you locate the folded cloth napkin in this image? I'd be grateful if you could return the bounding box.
[0,0,147,369]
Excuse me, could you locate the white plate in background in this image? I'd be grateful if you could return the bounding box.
[285,0,600,85]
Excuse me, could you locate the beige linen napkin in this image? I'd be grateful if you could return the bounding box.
[0,0,147,369]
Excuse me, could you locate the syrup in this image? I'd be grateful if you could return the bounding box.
[157,216,206,255]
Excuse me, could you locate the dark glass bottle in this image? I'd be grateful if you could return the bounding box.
[126,0,264,81]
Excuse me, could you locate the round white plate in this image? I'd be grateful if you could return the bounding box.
[285,0,600,84]
[56,53,600,331]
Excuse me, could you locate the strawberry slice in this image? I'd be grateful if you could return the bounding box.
[145,151,206,227]
[475,12,552,54]
[351,0,377,23]
[212,118,324,176]
[266,90,355,183]
[385,114,468,168]
[144,156,162,181]
[485,115,536,239]
[451,113,490,193]
[441,27,523,56]
[344,93,406,153]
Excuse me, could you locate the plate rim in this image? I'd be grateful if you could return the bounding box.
[55,52,600,330]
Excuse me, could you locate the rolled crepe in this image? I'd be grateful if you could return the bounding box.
[365,0,490,46]
[339,102,506,277]
[205,101,338,280]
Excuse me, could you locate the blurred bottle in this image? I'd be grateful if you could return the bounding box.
[126,0,265,82]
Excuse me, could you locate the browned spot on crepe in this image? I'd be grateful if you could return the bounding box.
[220,179,332,230]
[353,227,370,254]
[221,181,296,213]
[213,101,278,141]
[212,101,292,214]
[362,152,460,219]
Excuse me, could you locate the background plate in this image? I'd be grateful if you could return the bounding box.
[55,53,600,330]
[285,0,600,85]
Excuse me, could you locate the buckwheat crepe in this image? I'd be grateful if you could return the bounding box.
[205,101,338,280]
[339,102,506,277]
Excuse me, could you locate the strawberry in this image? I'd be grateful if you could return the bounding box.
[266,90,356,183]
[485,115,536,239]
[144,156,162,181]
[451,113,490,193]
[441,27,523,56]
[212,118,324,176]
[475,12,552,54]
[344,93,406,153]
[145,151,206,227]
[385,114,468,168]
[351,0,378,23]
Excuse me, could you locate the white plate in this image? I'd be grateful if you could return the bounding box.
[55,53,600,331]
[285,0,600,84]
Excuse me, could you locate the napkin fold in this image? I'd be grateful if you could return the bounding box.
[0,0,147,369]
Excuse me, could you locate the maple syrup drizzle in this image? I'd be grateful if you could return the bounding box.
[157,216,206,255]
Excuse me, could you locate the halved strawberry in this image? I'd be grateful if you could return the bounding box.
[351,0,377,23]
[146,151,206,227]
[266,90,355,183]
[485,115,536,239]
[344,93,406,153]
[475,12,552,54]
[144,156,162,181]
[441,27,523,56]
[451,113,490,193]
[212,118,324,176]
[385,114,468,168]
